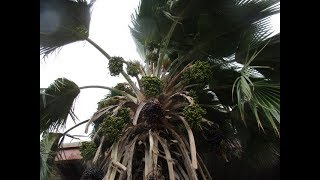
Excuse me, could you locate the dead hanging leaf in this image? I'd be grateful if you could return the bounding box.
[154,133,175,180]
[92,136,105,165]
[126,137,138,180]
[112,102,126,116]
[197,153,213,180]
[175,161,190,180]
[144,144,151,179]
[166,127,198,180]
[111,161,127,173]
[133,102,146,125]
[118,136,138,180]
[150,131,159,173]
[177,116,198,169]
[92,127,102,141]
[104,141,119,180]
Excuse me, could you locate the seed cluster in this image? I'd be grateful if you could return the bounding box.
[109,56,124,76]
[100,116,126,143]
[141,76,164,98]
[182,60,211,84]
[183,104,206,129]
[127,62,140,77]
[79,142,97,161]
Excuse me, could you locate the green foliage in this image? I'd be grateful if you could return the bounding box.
[100,115,127,144]
[126,62,140,77]
[40,78,80,133]
[109,56,124,76]
[188,90,198,103]
[80,141,97,161]
[146,41,159,51]
[44,78,79,96]
[141,76,164,98]
[183,61,211,85]
[40,133,63,180]
[147,53,158,62]
[183,104,206,129]
[232,60,280,135]
[112,83,135,97]
[117,108,131,122]
[97,97,120,110]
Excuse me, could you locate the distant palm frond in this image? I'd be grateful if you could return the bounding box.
[40,78,80,134]
[40,0,96,57]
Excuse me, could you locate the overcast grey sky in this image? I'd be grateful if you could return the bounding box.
[40,0,280,143]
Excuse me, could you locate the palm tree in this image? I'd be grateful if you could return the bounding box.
[40,0,280,179]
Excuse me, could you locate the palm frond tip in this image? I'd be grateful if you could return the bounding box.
[40,78,80,133]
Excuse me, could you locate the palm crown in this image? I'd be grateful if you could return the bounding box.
[40,0,280,179]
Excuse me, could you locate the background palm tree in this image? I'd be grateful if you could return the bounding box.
[40,0,280,179]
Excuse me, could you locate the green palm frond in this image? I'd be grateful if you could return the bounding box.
[40,78,80,134]
[195,0,278,57]
[40,0,95,57]
[232,74,254,124]
[40,132,63,180]
[237,33,280,81]
[130,0,164,45]
[235,17,275,59]
[232,54,280,135]
[130,0,169,61]
[236,33,280,65]
[207,33,279,107]
[252,81,280,130]
[130,0,280,86]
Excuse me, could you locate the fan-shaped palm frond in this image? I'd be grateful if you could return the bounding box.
[130,0,164,44]
[232,48,280,135]
[40,132,63,180]
[40,78,80,134]
[251,80,280,132]
[40,0,96,57]
[130,0,279,62]
[237,33,280,81]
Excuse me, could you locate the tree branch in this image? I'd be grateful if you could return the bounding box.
[121,70,145,102]
[79,85,137,103]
